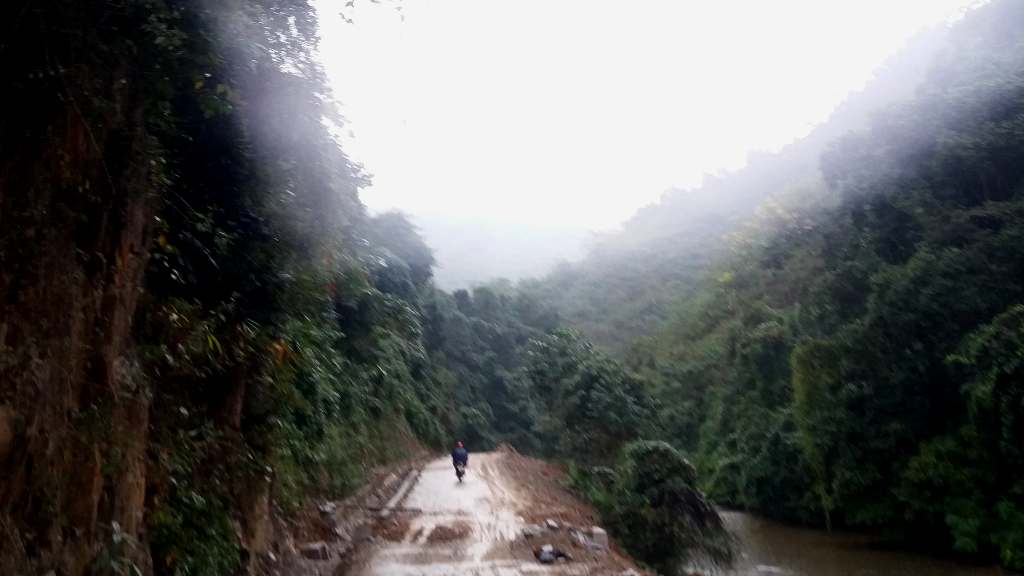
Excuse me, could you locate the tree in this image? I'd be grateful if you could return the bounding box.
[606,441,733,574]
[791,339,844,531]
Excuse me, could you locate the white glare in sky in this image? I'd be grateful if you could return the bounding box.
[315,0,980,232]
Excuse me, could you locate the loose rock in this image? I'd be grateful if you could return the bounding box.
[354,523,373,542]
[545,518,560,530]
[522,524,544,538]
[588,526,609,550]
[298,542,331,561]
[534,543,572,564]
[569,528,591,547]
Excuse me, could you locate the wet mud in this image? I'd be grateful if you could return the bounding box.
[352,452,630,576]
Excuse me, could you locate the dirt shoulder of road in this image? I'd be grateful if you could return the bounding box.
[495,447,649,575]
[267,449,431,576]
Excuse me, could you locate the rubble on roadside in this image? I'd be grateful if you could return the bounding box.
[534,543,573,564]
[522,523,545,538]
[266,460,425,576]
[523,518,613,567]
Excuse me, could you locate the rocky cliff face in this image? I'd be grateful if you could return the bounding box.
[0,4,440,574]
[0,7,157,571]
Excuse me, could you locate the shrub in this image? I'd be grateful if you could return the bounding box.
[605,441,733,574]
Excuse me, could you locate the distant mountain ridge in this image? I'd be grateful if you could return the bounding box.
[525,22,951,353]
[410,213,589,290]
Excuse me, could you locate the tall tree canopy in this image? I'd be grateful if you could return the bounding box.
[526,0,1024,568]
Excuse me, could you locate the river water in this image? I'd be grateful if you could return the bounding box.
[718,511,1006,576]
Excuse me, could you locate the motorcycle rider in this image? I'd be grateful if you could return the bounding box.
[451,441,468,475]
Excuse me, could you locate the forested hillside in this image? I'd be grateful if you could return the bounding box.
[0,2,452,573]
[7,0,1024,574]
[528,22,949,355]
[530,0,1024,568]
[0,2,718,574]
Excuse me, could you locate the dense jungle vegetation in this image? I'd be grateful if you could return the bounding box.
[4,0,1024,574]
[0,1,688,574]
[527,0,1024,569]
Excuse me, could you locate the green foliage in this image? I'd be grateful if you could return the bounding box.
[421,291,726,567]
[791,339,844,530]
[56,0,459,571]
[528,0,1024,568]
[149,487,240,576]
[19,0,1024,572]
[894,305,1024,568]
[0,0,734,573]
[523,330,658,463]
[567,464,617,512]
[585,441,733,574]
[419,284,560,451]
[365,212,438,289]
[454,406,497,449]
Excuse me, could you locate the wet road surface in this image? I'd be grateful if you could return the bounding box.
[355,452,592,576]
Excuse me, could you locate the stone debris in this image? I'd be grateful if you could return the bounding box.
[353,523,374,542]
[523,523,545,538]
[534,543,572,564]
[298,541,331,561]
[545,518,560,530]
[537,544,557,564]
[588,526,609,550]
[568,526,609,551]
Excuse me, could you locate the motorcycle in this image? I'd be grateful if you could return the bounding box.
[455,462,466,483]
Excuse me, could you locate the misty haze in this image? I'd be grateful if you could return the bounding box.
[317,0,977,288]
[2,1,1024,576]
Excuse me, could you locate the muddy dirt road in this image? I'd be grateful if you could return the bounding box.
[352,451,636,576]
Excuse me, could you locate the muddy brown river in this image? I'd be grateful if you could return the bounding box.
[720,511,1006,576]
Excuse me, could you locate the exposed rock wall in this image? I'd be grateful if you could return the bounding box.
[0,5,156,573]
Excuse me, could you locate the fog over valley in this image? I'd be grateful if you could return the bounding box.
[316,0,979,286]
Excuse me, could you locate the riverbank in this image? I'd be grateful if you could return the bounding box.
[718,511,1006,576]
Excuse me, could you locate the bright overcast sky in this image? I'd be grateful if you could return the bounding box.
[315,0,981,232]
